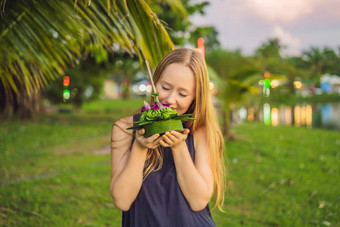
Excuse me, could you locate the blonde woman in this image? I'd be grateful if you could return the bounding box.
[110,48,226,226]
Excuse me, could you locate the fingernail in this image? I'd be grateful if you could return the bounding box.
[170,131,174,134]
[163,135,167,138]
[155,134,159,138]
[166,132,170,136]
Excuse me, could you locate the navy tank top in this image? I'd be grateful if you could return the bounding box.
[122,114,215,227]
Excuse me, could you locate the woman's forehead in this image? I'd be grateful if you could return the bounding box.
[159,63,195,91]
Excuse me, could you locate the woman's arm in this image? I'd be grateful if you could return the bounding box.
[160,127,214,211]
[110,116,161,211]
[110,116,145,211]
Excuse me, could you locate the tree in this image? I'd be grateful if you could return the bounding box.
[0,0,179,118]
[152,0,220,49]
[189,26,220,52]
[302,46,340,85]
[44,54,116,109]
[303,47,324,76]
[320,47,340,75]
[253,38,312,98]
[206,49,261,138]
[255,38,282,59]
[110,53,141,100]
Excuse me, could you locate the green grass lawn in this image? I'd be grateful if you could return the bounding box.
[1,99,339,226]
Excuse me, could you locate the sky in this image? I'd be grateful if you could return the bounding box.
[191,0,340,56]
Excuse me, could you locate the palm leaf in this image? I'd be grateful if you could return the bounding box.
[0,0,177,103]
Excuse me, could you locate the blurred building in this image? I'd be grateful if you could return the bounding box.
[131,80,152,97]
[102,79,120,99]
[320,74,340,94]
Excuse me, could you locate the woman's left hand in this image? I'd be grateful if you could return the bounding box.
[159,128,190,148]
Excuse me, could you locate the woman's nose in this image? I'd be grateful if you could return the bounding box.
[166,92,176,105]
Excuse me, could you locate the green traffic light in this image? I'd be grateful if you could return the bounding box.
[63,89,70,100]
[264,79,271,88]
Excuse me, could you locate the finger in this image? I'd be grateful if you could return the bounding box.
[170,130,188,142]
[159,140,168,147]
[143,133,160,146]
[164,132,176,142]
[183,128,190,134]
[150,134,160,142]
[151,138,162,148]
[153,136,163,144]
[137,128,145,136]
[147,135,162,147]
[170,130,182,139]
[162,134,174,144]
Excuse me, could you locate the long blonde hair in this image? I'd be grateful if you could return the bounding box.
[143,48,226,210]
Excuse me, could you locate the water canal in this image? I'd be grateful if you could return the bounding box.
[238,102,340,130]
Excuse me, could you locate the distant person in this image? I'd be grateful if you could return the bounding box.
[110,48,226,227]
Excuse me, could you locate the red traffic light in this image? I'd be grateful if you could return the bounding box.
[197,37,205,59]
[198,37,205,45]
[264,71,270,79]
[63,76,70,86]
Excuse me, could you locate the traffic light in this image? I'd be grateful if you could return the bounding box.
[263,79,271,89]
[263,71,270,97]
[63,76,70,102]
[197,37,205,59]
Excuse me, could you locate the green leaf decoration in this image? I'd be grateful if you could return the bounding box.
[151,92,159,97]
[126,105,196,137]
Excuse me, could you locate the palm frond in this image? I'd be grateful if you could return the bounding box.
[0,0,176,100]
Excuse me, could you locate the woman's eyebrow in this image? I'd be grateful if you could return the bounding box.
[178,87,191,93]
[161,81,171,86]
[161,80,192,93]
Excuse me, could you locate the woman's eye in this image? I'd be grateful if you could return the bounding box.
[162,86,170,90]
[179,93,188,97]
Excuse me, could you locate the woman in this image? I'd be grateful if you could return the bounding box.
[110,48,226,226]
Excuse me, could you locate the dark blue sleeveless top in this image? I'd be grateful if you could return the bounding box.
[122,114,215,227]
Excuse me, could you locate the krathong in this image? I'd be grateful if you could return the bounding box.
[127,61,195,137]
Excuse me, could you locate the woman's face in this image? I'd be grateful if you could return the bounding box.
[155,63,196,115]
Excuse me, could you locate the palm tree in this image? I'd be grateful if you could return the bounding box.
[206,49,261,138]
[303,47,324,76]
[0,0,182,118]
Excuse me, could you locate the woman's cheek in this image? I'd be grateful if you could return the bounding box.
[158,93,167,103]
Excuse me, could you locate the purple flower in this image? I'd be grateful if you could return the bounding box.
[155,101,171,109]
[151,104,160,110]
[142,101,170,112]
[141,106,148,112]
[141,101,151,112]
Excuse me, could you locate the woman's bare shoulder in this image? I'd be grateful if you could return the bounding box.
[112,116,134,140]
[114,116,133,128]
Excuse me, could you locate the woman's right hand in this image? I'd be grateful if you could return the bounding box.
[134,128,162,150]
